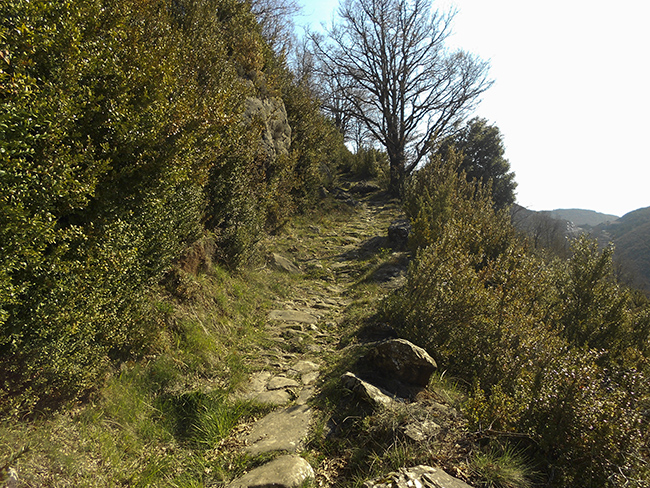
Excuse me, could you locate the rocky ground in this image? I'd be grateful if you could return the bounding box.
[220,182,475,487]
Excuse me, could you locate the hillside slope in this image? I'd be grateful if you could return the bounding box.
[549,208,619,227]
[595,206,650,292]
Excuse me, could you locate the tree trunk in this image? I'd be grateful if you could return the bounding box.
[388,151,406,196]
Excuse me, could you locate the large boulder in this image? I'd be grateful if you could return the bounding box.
[363,465,473,488]
[365,339,437,387]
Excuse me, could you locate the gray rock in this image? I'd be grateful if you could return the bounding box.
[403,419,441,442]
[243,97,292,161]
[363,465,473,488]
[236,372,291,405]
[341,372,395,408]
[269,310,318,324]
[229,455,314,488]
[366,339,437,387]
[295,387,315,405]
[251,390,292,406]
[270,253,301,274]
[350,182,382,194]
[388,218,411,249]
[290,360,320,374]
[244,404,312,455]
[301,371,319,386]
[243,371,272,394]
[267,376,300,390]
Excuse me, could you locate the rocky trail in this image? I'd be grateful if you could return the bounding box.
[222,182,473,488]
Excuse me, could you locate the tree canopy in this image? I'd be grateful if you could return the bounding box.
[438,117,517,208]
[312,0,492,193]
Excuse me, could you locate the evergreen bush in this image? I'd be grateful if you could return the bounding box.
[382,154,650,486]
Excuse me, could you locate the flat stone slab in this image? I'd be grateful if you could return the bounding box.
[290,360,319,374]
[295,387,314,405]
[244,371,272,394]
[250,390,291,406]
[229,454,314,488]
[244,404,312,455]
[301,371,319,385]
[268,310,318,324]
[267,376,300,390]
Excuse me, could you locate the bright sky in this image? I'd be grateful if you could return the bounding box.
[297,0,650,217]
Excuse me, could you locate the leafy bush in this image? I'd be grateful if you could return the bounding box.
[382,155,650,486]
[342,146,390,182]
[0,0,345,415]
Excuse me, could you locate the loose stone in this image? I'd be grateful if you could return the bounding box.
[363,465,473,488]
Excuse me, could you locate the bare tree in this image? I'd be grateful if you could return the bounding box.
[249,0,301,54]
[311,0,492,193]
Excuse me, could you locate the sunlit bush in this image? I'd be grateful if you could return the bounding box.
[382,154,650,486]
[0,0,346,415]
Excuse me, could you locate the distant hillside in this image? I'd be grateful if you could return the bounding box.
[593,207,650,292]
[513,205,650,293]
[511,205,573,255]
[549,208,619,227]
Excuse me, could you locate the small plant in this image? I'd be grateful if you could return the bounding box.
[469,443,533,488]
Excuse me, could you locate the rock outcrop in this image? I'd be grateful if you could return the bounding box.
[243,97,291,161]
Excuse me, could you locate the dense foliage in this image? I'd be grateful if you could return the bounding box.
[437,117,517,209]
[0,0,343,416]
[383,154,650,486]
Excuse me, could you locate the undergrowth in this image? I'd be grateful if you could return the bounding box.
[0,263,286,486]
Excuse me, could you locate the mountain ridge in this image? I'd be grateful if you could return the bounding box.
[547,208,619,227]
[514,204,650,293]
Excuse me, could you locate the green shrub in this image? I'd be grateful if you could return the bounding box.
[0,0,344,415]
[382,154,650,486]
[404,152,515,258]
[346,146,389,181]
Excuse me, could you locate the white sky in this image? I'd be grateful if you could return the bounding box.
[297,0,650,217]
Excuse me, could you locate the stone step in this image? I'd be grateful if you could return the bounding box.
[243,404,312,456]
[228,454,314,488]
[268,310,318,324]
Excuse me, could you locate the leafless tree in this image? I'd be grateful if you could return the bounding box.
[311,0,492,193]
[249,0,301,54]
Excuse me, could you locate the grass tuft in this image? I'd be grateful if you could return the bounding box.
[470,443,533,488]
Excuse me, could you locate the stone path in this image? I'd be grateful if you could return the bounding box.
[225,185,475,487]
[227,185,405,487]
